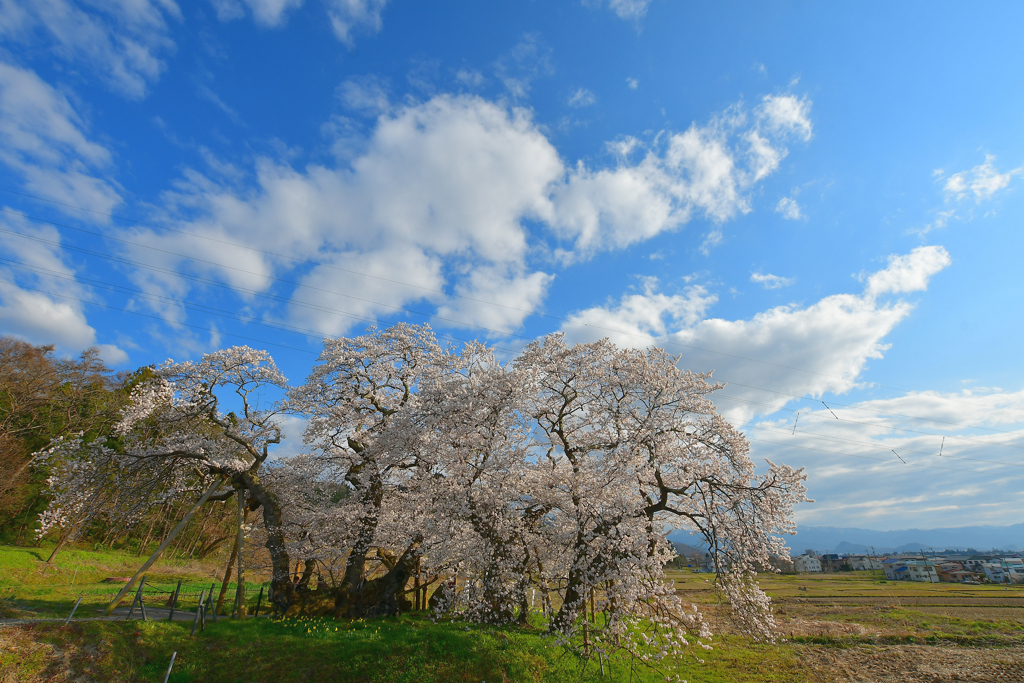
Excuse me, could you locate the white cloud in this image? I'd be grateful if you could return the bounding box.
[210,0,387,45]
[863,245,951,298]
[136,90,811,335]
[0,0,178,98]
[757,93,813,142]
[562,246,951,424]
[435,268,554,335]
[337,75,390,115]
[750,272,794,289]
[495,34,553,100]
[553,94,814,255]
[568,88,597,108]
[221,0,304,26]
[455,68,485,88]
[943,154,1022,202]
[585,0,651,20]
[626,77,639,90]
[0,62,121,215]
[775,196,803,220]
[746,388,1024,529]
[0,213,127,363]
[563,279,717,342]
[142,95,563,334]
[325,0,388,46]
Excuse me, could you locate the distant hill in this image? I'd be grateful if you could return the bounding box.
[789,524,1023,555]
[668,523,1024,555]
[672,542,705,558]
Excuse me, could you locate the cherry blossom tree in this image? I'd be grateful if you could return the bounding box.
[38,346,296,614]
[287,323,442,617]
[511,335,808,653]
[37,324,807,657]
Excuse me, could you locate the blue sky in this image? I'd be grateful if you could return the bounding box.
[1,0,1023,530]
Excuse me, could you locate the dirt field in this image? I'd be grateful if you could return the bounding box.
[667,569,1024,681]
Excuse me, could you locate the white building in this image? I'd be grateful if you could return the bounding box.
[884,559,939,582]
[794,554,822,573]
[981,559,1024,584]
[848,555,884,571]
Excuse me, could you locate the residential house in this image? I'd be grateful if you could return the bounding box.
[848,555,884,571]
[819,554,851,572]
[883,558,939,582]
[794,554,822,573]
[981,559,1024,584]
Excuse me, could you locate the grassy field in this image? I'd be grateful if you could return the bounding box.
[2,545,1022,682]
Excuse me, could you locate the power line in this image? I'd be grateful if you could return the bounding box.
[743,435,1020,476]
[715,393,1024,453]
[741,420,1024,469]
[718,380,1024,437]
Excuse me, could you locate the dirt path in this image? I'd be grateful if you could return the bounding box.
[800,643,1024,682]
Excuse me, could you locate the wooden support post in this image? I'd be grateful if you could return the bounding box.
[232,487,246,619]
[207,584,217,623]
[126,577,146,620]
[168,580,182,621]
[105,478,224,615]
[140,585,149,622]
[215,506,246,614]
[253,585,264,617]
[162,652,177,683]
[190,590,205,636]
[414,557,421,611]
[64,597,82,624]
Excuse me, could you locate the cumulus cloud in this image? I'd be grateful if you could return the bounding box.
[563,280,717,342]
[626,77,639,90]
[863,245,951,298]
[132,89,811,336]
[0,62,121,215]
[943,154,1022,202]
[750,272,794,289]
[139,95,562,334]
[562,245,951,423]
[553,93,814,254]
[0,213,127,363]
[0,0,178,98]
[775,196,803,220]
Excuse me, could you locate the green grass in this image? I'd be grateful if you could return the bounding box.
[0,544,263,619]
[4,545,1023,682]
[1,616,805,683]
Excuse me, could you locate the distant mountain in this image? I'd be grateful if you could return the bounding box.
[787,524,1023,555]
[672,542,705,558]
[668,523,1024,555]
